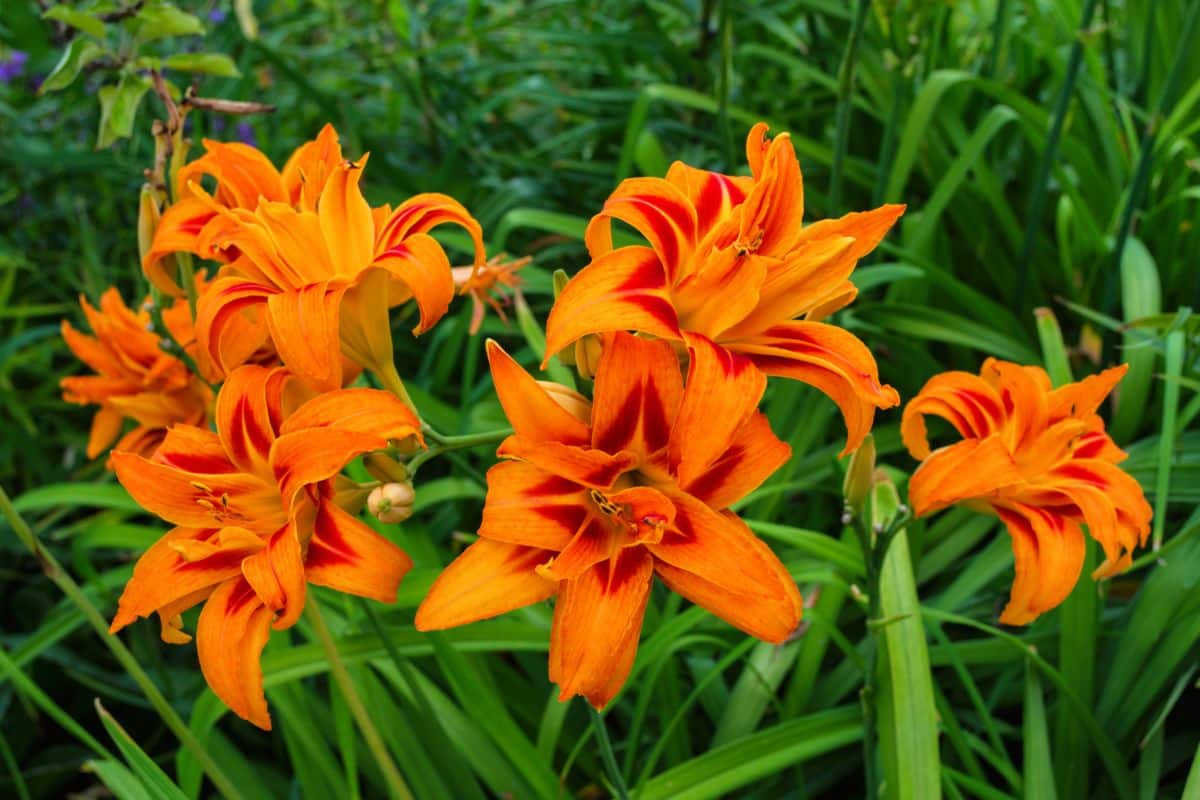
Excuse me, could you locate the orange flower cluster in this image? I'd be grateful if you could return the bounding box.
[58,120,1151,727]
[902,359,1151,624]
[61,286,213,461]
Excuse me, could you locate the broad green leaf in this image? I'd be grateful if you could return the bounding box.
[84,760,156,800]
[1110,237,1161,442]
[874,481,941,800]
[1023,660,1058,800]
[637,706,861,800]
[164,52,240,77]
[39,38,103,93]
[132,4,205,40]
[11,483,137,514]
[96,74,152,149]
[43,6,106,39]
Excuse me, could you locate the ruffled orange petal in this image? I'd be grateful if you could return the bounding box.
[111,449,283,531]
[536,516,615,582]
[306,499,412,602]
[994,503,1086,626]
[793,203,906,262]
[194,276,274,378]
[142,196,212,295]
[648,493,802,642]
[671,247,767,339]
[279,386,422,439]
[498,438,637,491]
[901,370,1006,461]
[547,547,654,708]
[281,123,344,211]
[265,282,347,393]
[583,178,697,282]
[414,539,557,630]
[374,193,486,267]
[240,521,308,630]
[215,365,289,477]
[486,340,591,446]
[86,407,125,459]
[669,334,765,486]
[1048,364,1128,421]
[664,162,751,238]
[681,412,791,510]
[543,248,681,364]
[373,233,455,334]
[735,128,804,259]
[906,437,1024,517]
[479,461,589,550]
[318,157,375,276]
[152,425,236,473]
[195,577,275,729]
[109,527,255,637]
[589,332,683,459]
[732,321,899,455]
[1042,458,1151,578]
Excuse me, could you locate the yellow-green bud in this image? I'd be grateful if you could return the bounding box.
[368,482,416,524]
[842,434,876,513]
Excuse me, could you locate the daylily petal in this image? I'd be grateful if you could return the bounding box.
[112,450,283,531]
[583,178,697,282]
[590,332,683,459]
[543,247,681,364]
[373,233,456,335]
[306,499,412,603]
[319,157,376,277]
[793,203,906,261]
[86,407,125,459]
[194,276,275,378]
[479,461,590,550]
[281,123,344,210]
[374,193,486,266]
[648,493,802,642]
[240,522,308,630]
[153,425,236,473]
[536,516,614,582]
[279,386,422,439]
[548,547,654,708]
[109,527,255,638]
[907,437,1024,517]
[669,334,765,487]
[735,129,804,258]
[143,196,213,295]
[733,321,899,454]
[994,503,1086,626]
[498,437,637,490]
[901,370,1006,461]
[486,340,591,446]
[215,365,289,477]
[682,412,791,509]
[195,577,275,729]
[265,282,348,393]
[415,539,557,630]
[1048,364,1128,421]
[664,162,751,239]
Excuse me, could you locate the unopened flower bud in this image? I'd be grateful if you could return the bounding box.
[137,183,163,266]
[368,482,416,524]
[574,334,603,381]
[842,434,876,512]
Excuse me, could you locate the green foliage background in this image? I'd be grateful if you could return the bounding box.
[1,1,1199,798]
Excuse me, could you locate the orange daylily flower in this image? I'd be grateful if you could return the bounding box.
[109,365,422,728]
[143,124,346,296]
[188,152,485,391]
[902,358,1152,625]
[61,286,213,461]
[452,253,531,335]
[544,122,903,453]
[416,332,802,708]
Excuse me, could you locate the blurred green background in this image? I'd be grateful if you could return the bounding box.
[1,1,1199,798]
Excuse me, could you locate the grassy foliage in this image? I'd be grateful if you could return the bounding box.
[2,0,1199,797]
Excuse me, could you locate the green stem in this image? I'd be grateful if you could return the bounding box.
[589,705,630,800]
[176,251,199,320]
[304,598,414,800]
[1013,0,1099,313]
[0,486,245,800]
[829,0,871,214]
[407,426,512,474]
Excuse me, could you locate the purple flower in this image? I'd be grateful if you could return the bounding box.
[235,121,256,147]
[208,8,228,23]
[210,115,227,134]
[0,50,29,84]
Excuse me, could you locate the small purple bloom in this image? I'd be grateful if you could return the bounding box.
[0,50,29,84]
[235,121,256,147]
[211,115,227,134]
[208,8,228,23]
